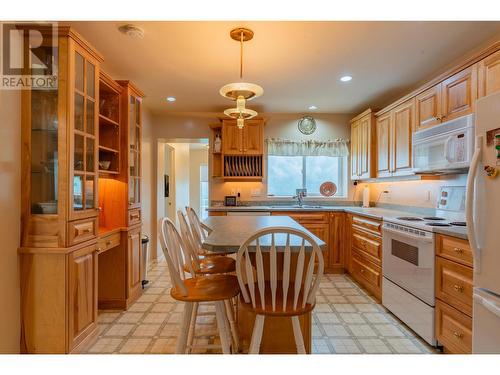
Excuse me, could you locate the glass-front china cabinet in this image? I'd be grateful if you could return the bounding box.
[19,26,102,354]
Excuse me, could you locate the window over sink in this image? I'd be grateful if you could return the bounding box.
[267,155,347,197]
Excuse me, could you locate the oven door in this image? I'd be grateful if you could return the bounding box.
[382,223,436,306]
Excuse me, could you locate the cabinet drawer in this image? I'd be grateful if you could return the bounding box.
[436,300,472,353]
[68,218,97,245]
[350,249,381,300]
[352,228,382,264]
[97,232,121,254]
[436,235,473,267]
[271,211,329,223]
[436,257,473,316]
[352,215,382,235]
[128,208,141,226]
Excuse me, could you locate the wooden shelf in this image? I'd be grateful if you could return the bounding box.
[99,169,119,175]
[99,114,119,127]
[99,145,119,153]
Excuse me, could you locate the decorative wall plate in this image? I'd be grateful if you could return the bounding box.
[320,181,337,197]
[298,115,316,135]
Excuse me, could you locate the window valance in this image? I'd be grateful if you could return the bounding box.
[266,138,349,157]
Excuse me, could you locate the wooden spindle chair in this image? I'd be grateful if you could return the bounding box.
[235,227,324,354]
[177,210,240,351]
[159,217,240,354]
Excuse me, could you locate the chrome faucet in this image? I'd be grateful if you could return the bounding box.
[293,189,306,207]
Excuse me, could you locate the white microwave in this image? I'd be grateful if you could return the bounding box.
[412,114,475,174]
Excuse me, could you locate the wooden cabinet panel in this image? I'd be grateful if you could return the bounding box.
[128,208,141,226]
[243,121,263,155]
[67,244,98,351]
[222,121,242,155]
[127,227,142,300]
[392,99,414,174]
[352,215,382,235]
[68,217,97,246]
[441,64,478,122]
[436,300,472,354]
[359,116,371,178]
[352,228,382,266]
[344,214,353,273]
[350,120,359,179]
[436,234,473,267]
[329,213,345,271]
[350,248,382,300]
[415,84,442,131]
[300,222,330,268]
[436,257,473,317]
[478,49,500,97]
[375,112,391,177]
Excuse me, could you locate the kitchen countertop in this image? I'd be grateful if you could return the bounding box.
[201,215,326,253]
[207,205,468,240]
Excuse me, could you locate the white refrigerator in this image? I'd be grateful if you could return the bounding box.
[468,91,500,353]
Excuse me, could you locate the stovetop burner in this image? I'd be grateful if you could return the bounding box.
[450,221,467,227]
[423,216,446,221]
[396,217,424,221]
[425,222,452,227]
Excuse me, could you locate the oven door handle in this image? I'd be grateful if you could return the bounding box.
[382,226,434,243]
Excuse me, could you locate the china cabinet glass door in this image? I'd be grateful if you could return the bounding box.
[72,50,98,215]
[128,95,141,205]
[30,45,59,215]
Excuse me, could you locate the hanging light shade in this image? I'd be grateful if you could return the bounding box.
[220,27,263,128]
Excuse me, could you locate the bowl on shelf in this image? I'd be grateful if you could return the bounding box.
[99,161,111,170]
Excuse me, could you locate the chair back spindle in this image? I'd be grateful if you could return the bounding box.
[236,227,324,314]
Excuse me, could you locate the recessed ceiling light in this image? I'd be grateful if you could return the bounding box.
[166,96,176,102]
[308,105,318,110]
[340,75,352,82]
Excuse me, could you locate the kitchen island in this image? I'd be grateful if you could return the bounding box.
[202,215,326,354]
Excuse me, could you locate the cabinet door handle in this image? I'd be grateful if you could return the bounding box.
[453,331,464,339]
[83,228,91,234]
[454,284,464,293]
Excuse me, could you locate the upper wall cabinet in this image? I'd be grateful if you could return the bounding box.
[478,49,500,97]
[376,99,415,178]
[222,119,263,155]
[415,65,478,132]
[350,109,375,180]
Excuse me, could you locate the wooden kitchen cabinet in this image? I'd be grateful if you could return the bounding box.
[350,109,375,180]
[478,49,500,97]
[127,226,143,303]
[375,99,414,178]
[435,234,474,353]
[329,213,345,273]
[222,119,264,155]
[67,244,98,352]
[414,65,478,132]
[346,214,383,301]
[19,27,103,353]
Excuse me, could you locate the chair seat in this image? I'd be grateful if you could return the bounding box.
[197,256,236,274]
[171,274,240,302]
[239,281,316,317]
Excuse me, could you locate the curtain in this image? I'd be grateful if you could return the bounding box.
[266,138,349,157]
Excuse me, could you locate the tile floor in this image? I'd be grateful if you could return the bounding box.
[81,260,437,354]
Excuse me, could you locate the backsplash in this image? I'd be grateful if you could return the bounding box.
[356,174,468,209]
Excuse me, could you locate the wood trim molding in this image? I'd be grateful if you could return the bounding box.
[100,70,124,93]
[116,80,145,98]
[375,40,500,116]
[350,108,377,123]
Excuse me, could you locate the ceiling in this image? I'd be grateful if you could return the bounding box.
[68,21,500,115]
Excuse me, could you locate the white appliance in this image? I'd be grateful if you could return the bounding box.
[382,222,436,345]
[413,114,475,174]
[468,91,500,353]
[382,187,467,346]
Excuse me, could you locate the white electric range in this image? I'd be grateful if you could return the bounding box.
[381,186,466,346]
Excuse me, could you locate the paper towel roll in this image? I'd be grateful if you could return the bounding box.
[362,186,370,208]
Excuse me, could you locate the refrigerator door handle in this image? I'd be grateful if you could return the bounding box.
[474,293,500,319]
[466,135,482,273]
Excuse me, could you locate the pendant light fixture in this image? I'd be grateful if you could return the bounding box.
[220,27,263,129]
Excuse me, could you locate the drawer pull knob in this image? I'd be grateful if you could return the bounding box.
[453,247,463,254]
[106,240,112,245]
[454,284,464,293]
[83,228,91,234]
[360,269,365,273]
[453,331,464,339]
